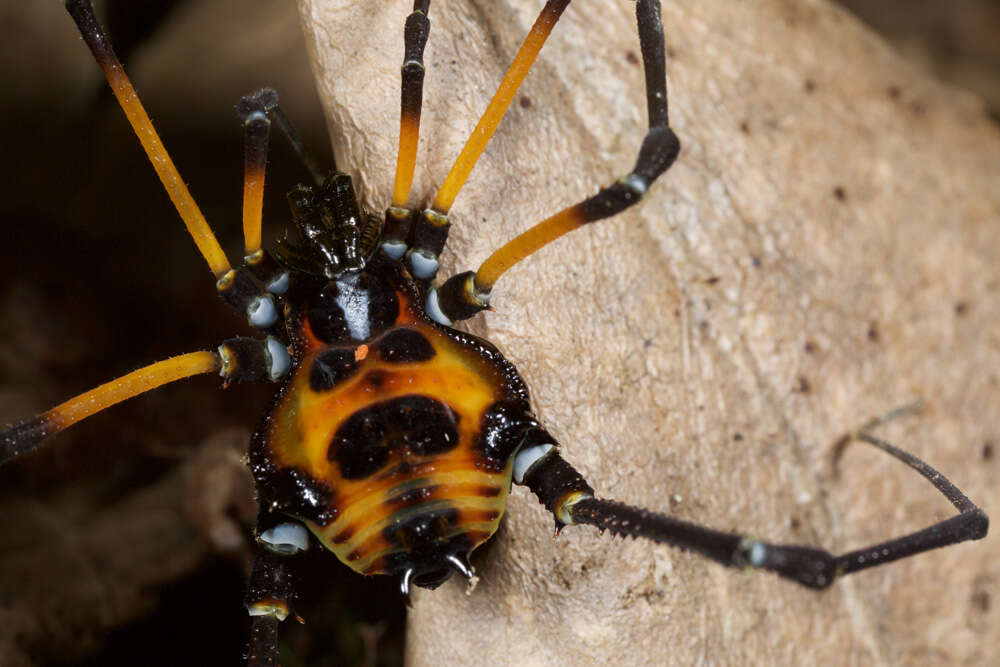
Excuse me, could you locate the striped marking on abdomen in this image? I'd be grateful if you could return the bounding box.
[306,468,510,575]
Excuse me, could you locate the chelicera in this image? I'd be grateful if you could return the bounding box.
[0,1,989,665]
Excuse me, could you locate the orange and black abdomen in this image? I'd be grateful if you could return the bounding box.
[250,255,542,584]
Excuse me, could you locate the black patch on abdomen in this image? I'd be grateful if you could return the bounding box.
[253,465,337,526]
[376,328,436,363]
[330,395,461,479]
[307,283,351,343]
[475,399,540,470]
[309,349,359,391]
[306,272,400,344]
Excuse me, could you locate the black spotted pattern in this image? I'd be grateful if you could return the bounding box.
[309,349,359,392]
[330,395,460,479]
[376,328,436,364]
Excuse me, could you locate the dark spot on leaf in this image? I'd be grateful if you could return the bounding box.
[971,589,990,613]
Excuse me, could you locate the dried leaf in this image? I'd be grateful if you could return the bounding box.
[298,1,1000,664]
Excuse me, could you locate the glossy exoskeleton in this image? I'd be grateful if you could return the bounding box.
[0,2,987,665]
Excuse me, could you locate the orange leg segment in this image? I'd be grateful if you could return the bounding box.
[241,107,271,257]
[65,0,231,279]
[0,351,221,463]
[391,1,432,209]
[431,0,570,215]
[433,0,680,322]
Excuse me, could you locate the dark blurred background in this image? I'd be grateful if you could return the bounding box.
[0,2,400,666]
[0,0,997,665]
[839,0,1000,121]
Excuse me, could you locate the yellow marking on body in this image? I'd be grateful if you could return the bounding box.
[263,292,522,573]
[311,492,509,572]
[318,476,510,564]
[272,320,505,481]
[328,468,506,536]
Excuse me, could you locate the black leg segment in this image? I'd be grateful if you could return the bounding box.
[237,88,326,187]
[434,0,681,321]
[385,2,433,260]
[400,1,431,135]
[636,0,669,129]
[522,415,987,590]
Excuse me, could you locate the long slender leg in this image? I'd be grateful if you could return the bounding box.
[65,0,231,279]
[401,0,571,286]
[0,337,289,465]
[434,0,680,322]
[227,90,294,310]
[67,0,287,338]
[237,89,327,188]
[391,1,432,211]
[245,548,297,667]
[383,1,433,260]
[236,91,274,259]
[67,0,295,334]
[519,412,988,589]
[270,104,327,187]
[431,0,570,216]
[244,509,315,667]
[0,352,219,463]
